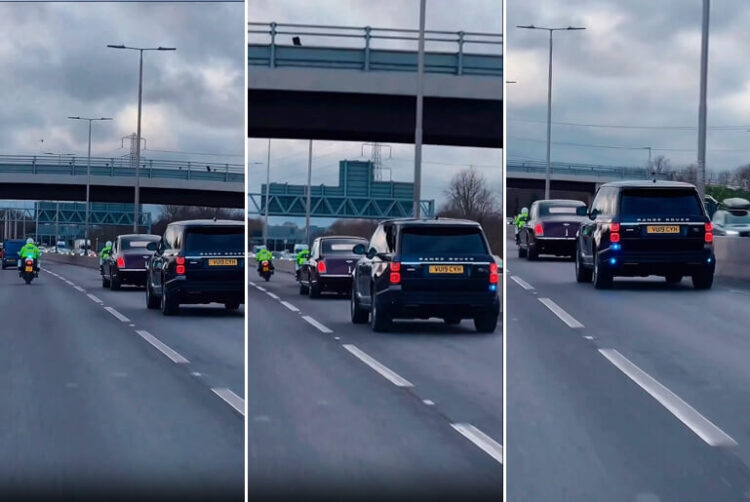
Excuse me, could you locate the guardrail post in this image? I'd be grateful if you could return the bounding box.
[187,161,191,180]
[110,158,114,176]
[269,22,277,68]
[149,159,153,178]
[225,163,229,182]
[364,26,372,71]
[32,156,36,175]
[71,156,76,175]
[457,31,465,75]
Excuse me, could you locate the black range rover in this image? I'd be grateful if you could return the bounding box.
[145,219,245,315]
[350,218,500,333]
[575,181,715,289]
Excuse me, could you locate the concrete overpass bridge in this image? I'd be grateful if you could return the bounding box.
[0,155,244,208]
[506,159,654,214]
[248,22,502,148]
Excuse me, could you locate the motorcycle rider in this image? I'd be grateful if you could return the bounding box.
[17,238,40,275]
[514,207,529,245]
[295,248,309,280]
[100,240,113,272]
[255,247,274,273]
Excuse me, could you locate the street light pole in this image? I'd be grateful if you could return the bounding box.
[697,0,710,200]
[107,44,176,231]
[517,24,585,200]
[68,116,112,256]
[264,138,271,247]
[305,140,313,246]
[413,0,426,218]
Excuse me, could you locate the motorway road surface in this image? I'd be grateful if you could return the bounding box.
[0,261,244,500]
[247,269,502,501]
[507,234,750,501]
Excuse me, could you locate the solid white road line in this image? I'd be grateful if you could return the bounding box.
[249,281,256,286]
[266,292,279,300]
[256,286,267,292]
[538,297,584,329]
[511,275,534,290]
[136,330,189,364]
[104,307,131,323]
[280,301,299,312]
[212,388,245,416]
[599,348,737,447]
[342,344,413,387]
[451,423,504,464]
[74,286,85,293]
[87,293,103,304]
[302,315,333,333]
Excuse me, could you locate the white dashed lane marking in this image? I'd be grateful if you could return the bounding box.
[342,344,413,387]
[599,348,736,447]
[538,297,584,329]
[104,307,131,323]
[212,388,245,416]
[136,330,189,364]
[87,293,103,304]
[451,423,503,464]
[302,315,333,333]
[510,275,534,290]
[280,301,299,312]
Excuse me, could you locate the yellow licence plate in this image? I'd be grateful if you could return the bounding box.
[428,265,464,274]
[647,225,680,234]
[208,258,238,266]
[25,266,32,272]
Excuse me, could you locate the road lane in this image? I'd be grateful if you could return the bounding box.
[247,270,502,500]
[0,261,243,500]
[507,240,750,501]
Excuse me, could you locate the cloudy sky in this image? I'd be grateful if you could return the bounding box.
[508,0,750,175]
[0,2,244,166]
[247,0,502,224]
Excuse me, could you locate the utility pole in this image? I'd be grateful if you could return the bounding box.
[264,138,271,247]
[697,0,710,200]
[413,0,426,218]
[305,140,313,246]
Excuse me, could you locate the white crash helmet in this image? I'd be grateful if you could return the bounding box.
[521,207,529,215]
[106,241,113,247]
[26,238,34,245]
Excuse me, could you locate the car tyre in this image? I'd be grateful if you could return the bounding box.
[527,244,539,261]
[692,268,714,290]
[474,312,497,333]
[146,279,159,309]
[160,281,179,316]
[592,250,613,289]
[299,280,309,295]
[517,244,527,258]
[350,286,369,324]
[102,273,110,288]
[370,292,391,332]
[110,273,120,290]
[575,247,593,283]
[309,280,321,298]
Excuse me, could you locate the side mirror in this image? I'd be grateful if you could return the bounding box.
[588,208,599,220]
[366,247,377,260]
[576,206,588,217]
[353,243,366,255]
[146,242,157,251]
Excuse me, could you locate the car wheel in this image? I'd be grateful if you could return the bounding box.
[350,286,369,324]
[575,247,593,283]
[299,280,309,295]
[527,244,539,261]
[592,250,613,289]
[160,281,179,316]
[474,312,498,333]
[517,243,527,258]
[692,268,714,290]
[146,279,159,309]
[224,301,240,311]
[665,273,683,284]
[370,292,391,332]
[110,273,120,291]
[309,279,321,299]
[102,273,110,288]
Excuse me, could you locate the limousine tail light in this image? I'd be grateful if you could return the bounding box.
[390,262,401,284]
[117,256,125,268]
[317,261,326,273]
[534,223,543,236]
[705,222,713,243]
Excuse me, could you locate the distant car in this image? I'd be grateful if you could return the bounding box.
[712,198,750,236]
[101,234,161,289]
[1,239,25,269]
[517,199,587,260]
[298,236,368,297]
[145,219,244,315]
[351,218,500,333]
[575,180,714,289]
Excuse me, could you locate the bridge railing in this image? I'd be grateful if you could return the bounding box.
[248,22,502,76]
[0,155,244,183]
[506,159,655,180]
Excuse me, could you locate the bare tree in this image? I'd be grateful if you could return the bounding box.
[441,167,499,223]
[325,219,378,239]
